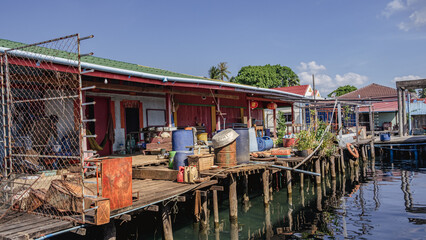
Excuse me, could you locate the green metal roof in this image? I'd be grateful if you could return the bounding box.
[0,38,209,80]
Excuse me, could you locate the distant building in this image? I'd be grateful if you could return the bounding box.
[339,83,398,131]
[409,98,426,135]
[264,85,322,133]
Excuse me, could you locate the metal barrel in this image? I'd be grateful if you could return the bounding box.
[233,128,250,164]
[214,140,237,167]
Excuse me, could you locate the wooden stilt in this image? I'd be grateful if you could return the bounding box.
[213,190,219,229]
[361,145,367,160]
[315,158,321,185]
[283,162,292,196]
[340,148,345,173]
[229,175,238,222]
[262,170,270,206]
[200,192,208,230]
[269,173,273,201]
[161,203,174,240]
[330,156,336,179]
[242,174,249,203]
[321,159,325,180]
[370,141,375,159]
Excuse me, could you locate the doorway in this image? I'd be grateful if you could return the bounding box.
[125,108,140,134]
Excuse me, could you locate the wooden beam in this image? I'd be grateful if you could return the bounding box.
[132,168,178,181]
[247,96,291,104]
[396,79,426,89]
[83,81,239,99]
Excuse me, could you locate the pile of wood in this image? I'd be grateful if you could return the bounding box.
[146,136,172,151]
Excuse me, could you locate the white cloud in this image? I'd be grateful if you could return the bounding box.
[297,61,368,96]
[383,0,426,30]
[392,74,422,82]
[382,0,406,18]
[298,61,326,74]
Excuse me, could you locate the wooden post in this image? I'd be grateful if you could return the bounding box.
[262,170,270,206]
[361,145,367,160]
[330,156,336,179]
[315,158,321,185]
[283,162,292,196]
[340,148,345,173]
[200,192,208,230]
[355,106,360,143]
[242,174,249,203]
[337,102,343,140]
[229,175,238,222]
[370,140,375,160]
[230,221,239,240]
[273,108,277,139]
[321,159,325,180]
[402,89,407,136]
[300,173,305,207]
[161,203,174,240]
[213,190,219,229]
[248,100,252,128]
[397,88,403,136]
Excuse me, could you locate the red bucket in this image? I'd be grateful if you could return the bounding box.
[283,138,296,147]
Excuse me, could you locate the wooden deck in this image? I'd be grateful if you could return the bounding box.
[0,211,74,240]
[374,135,426,145]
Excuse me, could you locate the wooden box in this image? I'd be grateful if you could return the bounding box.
[188,154,214,172]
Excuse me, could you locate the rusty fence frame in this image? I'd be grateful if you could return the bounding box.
[0,34,96,223]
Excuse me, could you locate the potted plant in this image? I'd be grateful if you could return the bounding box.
[295,130,316,157]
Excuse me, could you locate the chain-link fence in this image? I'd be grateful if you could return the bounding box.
[0,34,89,223]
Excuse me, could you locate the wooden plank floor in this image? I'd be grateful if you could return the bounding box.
[0,211,73,240]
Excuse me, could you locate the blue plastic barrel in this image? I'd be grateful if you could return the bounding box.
[257,136,274,151]
[264,129,271,137]
[233,128,250,164]
[173,151,192,170]
[172,130,194,151]
[380,133,391,141]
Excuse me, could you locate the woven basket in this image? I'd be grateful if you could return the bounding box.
[188,154,214,172]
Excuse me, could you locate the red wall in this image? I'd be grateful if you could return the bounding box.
[93,96,112,156]
[177,104,212,135]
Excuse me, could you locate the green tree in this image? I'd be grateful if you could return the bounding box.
[327,85,357,98]
[208,66,220,80]
[217,62,231,81]
[231,64,299,88]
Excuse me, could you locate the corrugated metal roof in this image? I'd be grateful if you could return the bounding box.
[359,101,398,112]
[274,85,310,96]
[338,83,397,100]
[0,38,208,80]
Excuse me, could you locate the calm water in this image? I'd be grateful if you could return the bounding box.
[59,155,426,239]
[169,156,426,240]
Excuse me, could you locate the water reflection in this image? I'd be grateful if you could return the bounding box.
[131,154,426,240]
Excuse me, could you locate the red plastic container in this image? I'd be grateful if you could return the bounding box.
[177,166,184,182]
[283,138,296,147]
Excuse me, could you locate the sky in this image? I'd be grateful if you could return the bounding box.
[1,0,426,96]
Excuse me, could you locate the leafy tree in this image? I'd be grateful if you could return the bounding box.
[231,64,299,88]
[217,62,231,81]
[208,66,220,80]
[327,85,357,98]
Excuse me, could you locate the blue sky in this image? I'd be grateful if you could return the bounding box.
[1,0,426,95]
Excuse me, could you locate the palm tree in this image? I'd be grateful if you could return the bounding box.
[217,62,231,81]
[208,66,220,80]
